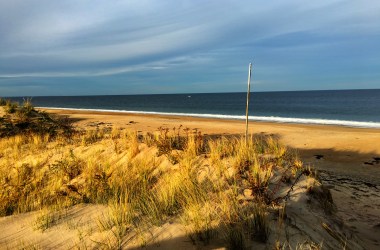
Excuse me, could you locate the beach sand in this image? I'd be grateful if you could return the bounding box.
[43,108,380,248]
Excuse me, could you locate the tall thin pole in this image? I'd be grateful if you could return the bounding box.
[245,63,252,144]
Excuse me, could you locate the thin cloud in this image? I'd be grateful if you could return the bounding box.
[0,0,380,96]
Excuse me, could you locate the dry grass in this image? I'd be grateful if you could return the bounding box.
[0,108,316,248]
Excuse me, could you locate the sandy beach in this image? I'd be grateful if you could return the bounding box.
[43,108,380,248]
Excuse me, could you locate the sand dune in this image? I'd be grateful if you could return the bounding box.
[42,108,380,249]
[1,108,379,249]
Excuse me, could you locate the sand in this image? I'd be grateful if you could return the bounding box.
[44,108,380,248]
[1,108,379,249]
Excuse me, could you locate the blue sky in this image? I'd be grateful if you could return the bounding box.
[1,0,380,96]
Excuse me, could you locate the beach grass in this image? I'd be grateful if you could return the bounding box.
[0,102,332,249]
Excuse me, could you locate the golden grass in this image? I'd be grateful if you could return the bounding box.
[0,122,313,248]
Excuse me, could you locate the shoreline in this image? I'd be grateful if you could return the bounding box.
[38,107,380,129]
[41,107,380,156]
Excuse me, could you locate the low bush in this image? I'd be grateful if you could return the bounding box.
[0,99,75,138]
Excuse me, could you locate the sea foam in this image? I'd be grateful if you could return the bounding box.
[39,107,380,129]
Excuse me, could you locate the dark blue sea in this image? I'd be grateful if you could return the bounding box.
[6,89,380,128]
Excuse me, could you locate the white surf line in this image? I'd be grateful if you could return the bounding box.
[38,107,380,129]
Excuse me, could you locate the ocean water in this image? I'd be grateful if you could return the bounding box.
[6,89,380,128]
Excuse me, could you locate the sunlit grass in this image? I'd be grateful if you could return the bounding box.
[0,106,317,248]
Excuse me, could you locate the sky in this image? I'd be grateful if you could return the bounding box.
[1,0,380,96]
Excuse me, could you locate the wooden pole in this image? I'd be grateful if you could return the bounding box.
[245,63,252,144]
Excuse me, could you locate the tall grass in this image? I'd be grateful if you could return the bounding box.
[0,110,314,248]
[97,194,134,249]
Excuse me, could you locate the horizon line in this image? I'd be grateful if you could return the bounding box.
[3,87,380,98]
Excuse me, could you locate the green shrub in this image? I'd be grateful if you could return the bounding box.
[0,98,6,106]
[0,100,75,138]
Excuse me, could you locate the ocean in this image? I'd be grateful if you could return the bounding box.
[6,89,380,128]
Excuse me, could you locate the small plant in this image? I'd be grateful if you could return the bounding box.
[233,137,256,173]
[126,131,139,159]
[247,158,272,200]
[226,224,246,250]
[265,136,286,158]
[152,126,204,163]
[50,151,84,182]
[143,132,155,147]
[0,98,7,106]
[82,162,112,203]
[250,204,270,242]
[307,184,336,214]
[34,209,66,231]
[23,98,34,113]
[97,195,134,249]
[155,127,183,156]
[208,136,235,163]
[296,240,323,249]
[182,203,216,245]
[0,162,39,215]
[4,100,18,114]
[81,129,104,145]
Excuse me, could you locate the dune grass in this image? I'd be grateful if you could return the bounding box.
[0,104,320,249]
[0,99,74,138]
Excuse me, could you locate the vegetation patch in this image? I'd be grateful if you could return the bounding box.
[0,98,75,138]
[0,102,344,249]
